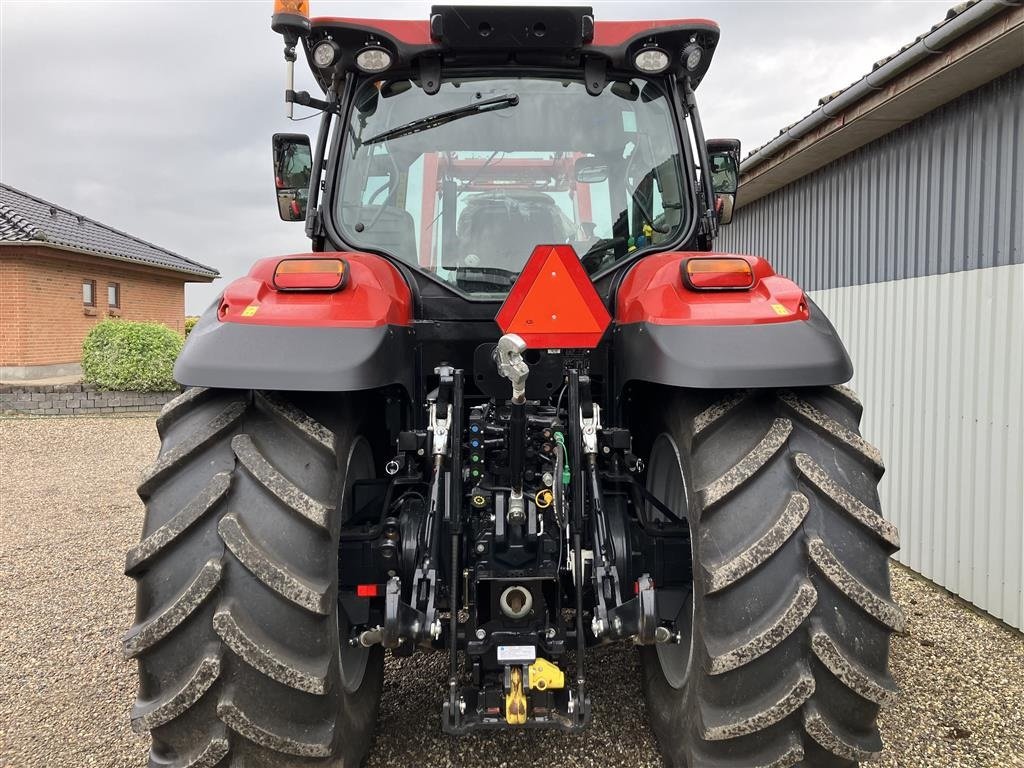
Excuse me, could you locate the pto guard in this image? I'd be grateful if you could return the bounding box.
[175,252,415,393]
[614,252,853,389]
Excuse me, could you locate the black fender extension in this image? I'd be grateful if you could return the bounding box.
[613,299,853,390]
[175,304,415,393]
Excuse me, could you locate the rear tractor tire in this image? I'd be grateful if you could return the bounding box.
[124,388,384,767]
[639,386,903,768]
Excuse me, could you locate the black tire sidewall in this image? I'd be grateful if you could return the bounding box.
[638,394,706,768]
[314,398,386,764]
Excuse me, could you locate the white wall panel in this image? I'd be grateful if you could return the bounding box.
[811,264,1024,628]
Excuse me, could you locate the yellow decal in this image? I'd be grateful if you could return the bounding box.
[241,304,259,317]
[771,303,790,316]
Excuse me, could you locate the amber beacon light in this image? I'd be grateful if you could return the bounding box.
[272,0,309,35]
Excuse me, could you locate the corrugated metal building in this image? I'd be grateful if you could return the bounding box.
[718,1,1024,628]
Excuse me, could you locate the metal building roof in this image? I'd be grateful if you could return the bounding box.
[738,0,1023,193]
[818,2,984,112]
[0,183,218,279]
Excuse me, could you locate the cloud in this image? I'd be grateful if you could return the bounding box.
[1,0,951,312]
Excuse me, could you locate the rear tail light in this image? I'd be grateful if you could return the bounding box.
[683,257,755,291]
[273,257,348,291]
[356,584,381,598]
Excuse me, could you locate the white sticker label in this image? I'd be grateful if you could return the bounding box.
[497,645,537,664]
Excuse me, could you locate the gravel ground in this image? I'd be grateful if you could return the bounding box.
[1,415,1022,768]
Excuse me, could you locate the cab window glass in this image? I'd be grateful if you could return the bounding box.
[336,76,690,297]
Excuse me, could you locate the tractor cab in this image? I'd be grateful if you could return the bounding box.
[269,4,732,307]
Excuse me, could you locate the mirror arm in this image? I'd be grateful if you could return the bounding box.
[681,79,718,240]
[305,96,335,244]
[286,90,341,115]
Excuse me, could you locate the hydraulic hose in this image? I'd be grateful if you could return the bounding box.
[587,455,615,565]
[449,531,459,678]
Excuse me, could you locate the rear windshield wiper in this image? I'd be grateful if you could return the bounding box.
[363,94,519,146]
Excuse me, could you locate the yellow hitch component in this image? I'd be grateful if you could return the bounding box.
[505,667,527,725]
[528,657,565,691]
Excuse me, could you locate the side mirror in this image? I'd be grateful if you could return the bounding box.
[272,133,312,222]
[706,138,740,225]
[574,157,610,184]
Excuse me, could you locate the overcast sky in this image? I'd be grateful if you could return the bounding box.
[1,0,952,313]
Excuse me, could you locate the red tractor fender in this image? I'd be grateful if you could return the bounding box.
[218,252,413,327]
[616,251,809,326]
[612,252,852,390]
[175,252,415,393]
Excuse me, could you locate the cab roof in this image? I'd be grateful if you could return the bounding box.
[304,5,720,92]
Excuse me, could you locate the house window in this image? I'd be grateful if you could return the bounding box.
[82,280,96,306]
[108,282,121,309]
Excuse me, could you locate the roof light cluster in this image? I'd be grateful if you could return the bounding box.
[311,38,393,73]
[274,2,719,87]
[631,39,704,76]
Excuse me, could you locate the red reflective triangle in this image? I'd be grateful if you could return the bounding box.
[496,245,611,349]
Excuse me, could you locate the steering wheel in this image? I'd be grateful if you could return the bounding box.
[579,236,628,272]
[363,181,393,230]
[340,181,394,234]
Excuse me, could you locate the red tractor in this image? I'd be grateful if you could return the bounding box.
[125,4,903,766]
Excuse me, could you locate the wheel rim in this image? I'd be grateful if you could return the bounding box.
[647,433,696,691]
[338,436,375,693]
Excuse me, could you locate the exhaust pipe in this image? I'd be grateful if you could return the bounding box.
[499,585,534,620]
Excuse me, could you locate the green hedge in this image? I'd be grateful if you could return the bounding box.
[184,316,198,336]
[82,319,183,392]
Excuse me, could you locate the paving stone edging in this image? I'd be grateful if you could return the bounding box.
[0,382,179,415]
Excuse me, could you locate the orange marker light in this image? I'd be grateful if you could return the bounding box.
[273,257,348,291]
[683,257,755,290]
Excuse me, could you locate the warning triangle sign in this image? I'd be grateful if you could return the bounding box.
[496,245,611,349]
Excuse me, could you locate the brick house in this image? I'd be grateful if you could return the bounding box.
[0,183,218,381]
